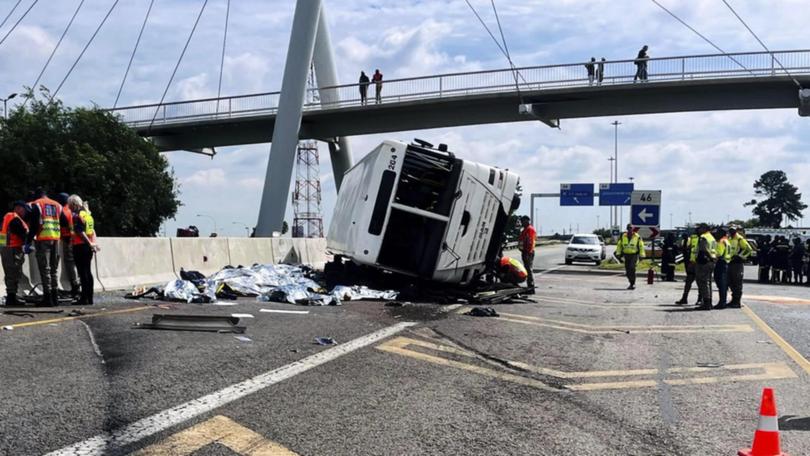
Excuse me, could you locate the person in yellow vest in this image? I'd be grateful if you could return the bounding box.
[1,201,30,307]
[56,192,81,299]
[68,195,99,305]
[695,224,717,310]
[498,255,528,285]
[615,224,645,290]
[713,228,731,309]
[727,226,753,308]
[676,232,702,304]
[27,189,63,307]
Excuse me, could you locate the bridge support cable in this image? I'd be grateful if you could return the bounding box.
[0,0,22,32]
[52,0,120,98]
[25,0,86,106]
[0,0,38,48]
[720,0,802,89]
[463,0,528,88]
[215,0,230,112]
[255,0,322,236]
[148,0,210,130]
[650,0,754,77]
[114,0,155,109]
[489,0,525,105]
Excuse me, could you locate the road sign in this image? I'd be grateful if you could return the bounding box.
[598,183,634,206]
[560,183,594,206]
[630,190,662,239]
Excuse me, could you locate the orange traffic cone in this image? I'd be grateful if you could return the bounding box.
[738,388,789,456]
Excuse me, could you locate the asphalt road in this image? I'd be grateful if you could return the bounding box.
[1,269,810,455]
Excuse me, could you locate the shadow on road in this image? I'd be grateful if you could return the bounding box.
[779,415,810,431]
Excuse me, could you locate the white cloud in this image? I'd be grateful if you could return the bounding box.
[182,168,226,187]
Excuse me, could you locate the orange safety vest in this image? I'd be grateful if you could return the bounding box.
[61,206,74,239]
[500,256,528,281]
[0,212,28,248]
[32,197,62,241]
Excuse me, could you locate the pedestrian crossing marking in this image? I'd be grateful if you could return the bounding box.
[376,337,796,392]
[130,415,298,455]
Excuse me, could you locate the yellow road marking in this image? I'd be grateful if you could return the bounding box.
[2,306,152,330]
[743,306,810,375]
[746,295,810,305]
[494,311,753,334]
[376,337,796,392]
[532,296,665,309]
[131,415,298,456]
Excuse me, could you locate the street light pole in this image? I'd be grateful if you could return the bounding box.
[196,213,218,235]
[612,120,621,230]
[232,221,250,237]
[608,156,615,229]
[1,92,17,120]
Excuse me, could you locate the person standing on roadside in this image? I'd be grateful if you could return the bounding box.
[727,226,753,307]
[55,192,80,300]
[27,189,62,307]
[713,228,731,309]
[358,71,370,106]
[676,231,702,305]
[661,232,677,282]
[517,215,536,291]
[615,224,645,290]
[791,237,806,285]
[68,195,99,306]
[695,224,717,310]
[1,201,29,307]
[372,69,383,104]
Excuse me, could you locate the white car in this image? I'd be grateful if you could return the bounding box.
[565,234,606,265]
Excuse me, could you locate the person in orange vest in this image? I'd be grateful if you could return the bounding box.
[55,193,81,299]
[68,195,99,305]
[1,201,30,307]
[26,189,63,307]
[517,215,536,291]
[498,256,528,285]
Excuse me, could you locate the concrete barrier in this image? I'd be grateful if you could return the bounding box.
[228,238,274,267]
[95,237,176,290]
[1,237,329,296]
[170,238,231,277]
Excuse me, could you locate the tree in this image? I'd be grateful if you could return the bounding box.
[0,89,179,236]
[744,170,807,228]
[592,228,612,238]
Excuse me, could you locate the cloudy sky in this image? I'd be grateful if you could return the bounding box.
[1,0,809,236]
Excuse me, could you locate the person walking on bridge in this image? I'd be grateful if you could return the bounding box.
[585,57,596,86]
[358,71,370,106]
[634,45,649,82]
[517,215,536,291]
[615,224,645,290]
[372,69,383,104]
[1,201,29,307]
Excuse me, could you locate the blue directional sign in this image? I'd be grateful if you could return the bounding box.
[598,183,634,206]
[631,205,660,226]
[560,183,594,206]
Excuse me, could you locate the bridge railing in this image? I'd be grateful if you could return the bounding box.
[109,50,810,128]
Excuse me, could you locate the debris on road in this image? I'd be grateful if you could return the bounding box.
[314,337,338,346]
[465,307,500,317]
[259,309,310,315]
[234,335,252,343]
[3,309,64,317]
[330,286,398,302]
[133,314,246,333]
[2,325,13,331]
[231,313,254,319]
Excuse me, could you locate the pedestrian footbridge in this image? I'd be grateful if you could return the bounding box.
[107,50,810,151]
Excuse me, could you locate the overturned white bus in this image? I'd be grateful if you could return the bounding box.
[326,139,520,285]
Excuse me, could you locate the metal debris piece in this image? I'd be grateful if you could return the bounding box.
[314,337,337,346]
[133,314,246,333]
[234,336,252,343]
[259,309,310,315]
[465,307,500,317]
[3,309,65,317]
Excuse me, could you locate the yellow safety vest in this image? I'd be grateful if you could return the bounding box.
[616,232,645,257]
[728,234,753,259]
[717,237,731,262]
[688,235,699,262]
[700,232,717,260]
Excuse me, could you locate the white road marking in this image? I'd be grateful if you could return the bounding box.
[78,320,104,364]
[230,313,255,319]
[259,309,310,315]
[537,265,566,276]
[44,321,417,456]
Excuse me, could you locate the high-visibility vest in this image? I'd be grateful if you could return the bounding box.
[500,256,527,281]
[728,233,753,259]
[32,197,62,241]
[60,206,74,239]
[700,232,718,260]
[0,212,27,248]
[617,232,643,255]
[717,237,731,262]
[688,235,700,262]
[71,210,96,245]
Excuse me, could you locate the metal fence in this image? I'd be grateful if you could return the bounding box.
[108,50,810,128]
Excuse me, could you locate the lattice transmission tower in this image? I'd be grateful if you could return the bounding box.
[292,65,324,238]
